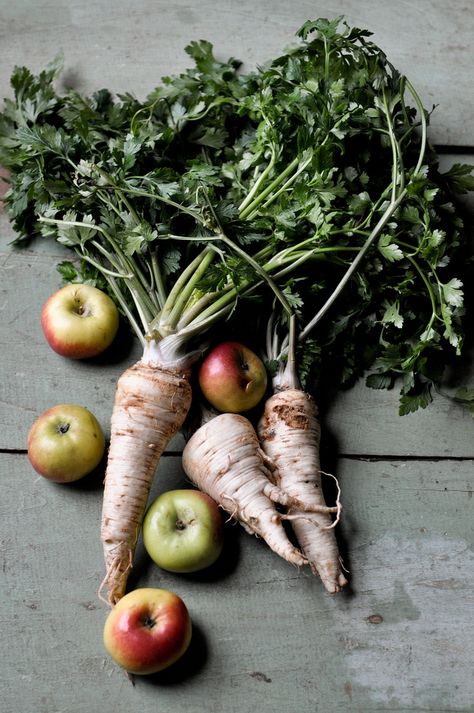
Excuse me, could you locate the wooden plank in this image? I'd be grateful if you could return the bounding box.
[0,0,473,147]
[2,452,473,712]
[1,3,473,712]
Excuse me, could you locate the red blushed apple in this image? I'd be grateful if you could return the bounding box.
[198,341,268,413]
[41,284,119,359]
[103,588,192,675]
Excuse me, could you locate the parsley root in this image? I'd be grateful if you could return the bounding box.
[256,314,347,592]
[182,412,326,567]
[258,389,347,592]
[100,358,192,605]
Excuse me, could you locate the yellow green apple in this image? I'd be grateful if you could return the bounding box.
[27,404,105,482]
[143,489,224,573]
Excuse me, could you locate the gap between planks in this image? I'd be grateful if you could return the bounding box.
[3,447,474,463]
[339,453,474,462]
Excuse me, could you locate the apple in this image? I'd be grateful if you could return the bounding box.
[41,283,119,359]
[103,588,192,675]
[198,341,268,413]
[27,404,105,482]
[143,489,224,573]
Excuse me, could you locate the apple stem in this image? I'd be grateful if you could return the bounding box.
[141,615,156,630]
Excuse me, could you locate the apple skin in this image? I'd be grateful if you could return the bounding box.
[41,284,119,359]
[103,588,192,675]
[198,341,268,413]
[27,404,105,482]
[143,489,224,573]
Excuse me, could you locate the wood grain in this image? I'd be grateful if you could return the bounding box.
[2,453,473,713]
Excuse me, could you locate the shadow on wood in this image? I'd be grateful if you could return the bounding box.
[133,621,208,687]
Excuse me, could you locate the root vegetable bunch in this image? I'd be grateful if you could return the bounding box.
[1,17,471,603]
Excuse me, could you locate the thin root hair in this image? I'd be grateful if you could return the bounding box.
[320,469,343,526]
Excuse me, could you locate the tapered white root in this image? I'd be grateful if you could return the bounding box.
[100,360,192,605]
[258,389,348,593]
[182,413,308,568]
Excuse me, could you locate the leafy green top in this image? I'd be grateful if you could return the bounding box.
[0,17,472,412]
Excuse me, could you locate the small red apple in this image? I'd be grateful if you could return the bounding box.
[198,341,267,413]
[41,284,119,359]
[27,404,105,483]
[103,588,192,675]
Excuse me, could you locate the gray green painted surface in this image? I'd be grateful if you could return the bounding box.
[1,2,473,711]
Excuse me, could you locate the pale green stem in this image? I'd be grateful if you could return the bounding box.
[239,156,300,219]
[151,251,167,309]
[76,253,132,279]
[117,183,206,225]
[217,232,292,316]
[176,291,221,330]
[237,148,277,213]
[247,154,312,219]
[404,253,438,325]
[89,240,156,320]
[158,248,214,332]
[104,275,146,347]
[166,249,216,330]
[278,314,300,390]
[299,76,428,341]
[39,212,155,319]
[299,190,407,341]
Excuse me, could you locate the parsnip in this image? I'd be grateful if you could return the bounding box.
[258,389,347,592]
[182,412,317,568]
[100,358,192,605]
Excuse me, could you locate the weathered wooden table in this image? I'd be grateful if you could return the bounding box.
[1,2,473,712]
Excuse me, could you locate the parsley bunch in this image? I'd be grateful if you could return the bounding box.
[0,17,472,411]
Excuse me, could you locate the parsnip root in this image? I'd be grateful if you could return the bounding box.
[258,389,348,593]
[100,360,192,605]
[182,412,310,568]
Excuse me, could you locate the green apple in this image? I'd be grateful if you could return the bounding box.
[103,588,192,675]
[27,404,105,482]
[198,341,267,413]
[143,489,224,573]
[41,283,119,359]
